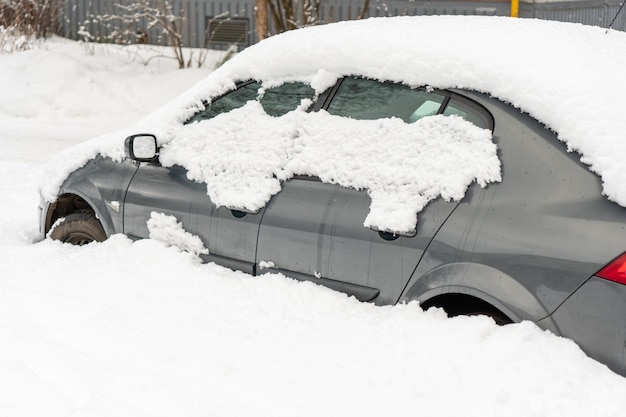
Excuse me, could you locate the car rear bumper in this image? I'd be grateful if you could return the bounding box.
[547,276,626,376]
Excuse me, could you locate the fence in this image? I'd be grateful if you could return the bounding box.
[62,0,626,49]
[521,1,626,31]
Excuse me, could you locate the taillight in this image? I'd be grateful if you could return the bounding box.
[596,252,626,285]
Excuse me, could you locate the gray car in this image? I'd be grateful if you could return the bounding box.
[40,75,626,376]
[39,17,626,376]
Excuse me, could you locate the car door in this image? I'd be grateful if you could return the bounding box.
[123,82,261,239]
[123,163,199,240]
[256,177,386,299]
[123,80,317,274]
[123,161,265,274]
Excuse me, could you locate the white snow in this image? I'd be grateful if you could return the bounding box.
[258,260,276,269]
[147,211,209,256]
[2,18,626,417]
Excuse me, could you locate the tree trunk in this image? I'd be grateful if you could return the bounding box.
[256,0,269,41]
[358,0,371,19]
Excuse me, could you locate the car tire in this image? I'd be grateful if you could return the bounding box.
[49,211,107,245]
[421,294,513,325]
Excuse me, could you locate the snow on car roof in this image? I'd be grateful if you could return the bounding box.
[41,16,626,233]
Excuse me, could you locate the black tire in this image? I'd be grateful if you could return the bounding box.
[49,211,107,245]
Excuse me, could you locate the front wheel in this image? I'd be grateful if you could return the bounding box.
[49,211,107,245]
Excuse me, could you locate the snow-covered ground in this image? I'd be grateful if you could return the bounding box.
[2,32,626,417]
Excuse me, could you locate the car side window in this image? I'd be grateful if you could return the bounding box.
[186,81,261,124]
[326,77,447,123]
[326,77,494,130]
[186,81,315,124]
[260,82,315,117]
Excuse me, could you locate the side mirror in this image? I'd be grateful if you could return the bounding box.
[125,134,158,162]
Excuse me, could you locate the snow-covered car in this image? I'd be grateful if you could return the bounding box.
[39,16,626,376]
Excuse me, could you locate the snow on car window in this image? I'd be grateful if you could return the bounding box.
[159,101,499,234]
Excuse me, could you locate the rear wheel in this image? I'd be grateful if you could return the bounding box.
[465,310,512,326]
[422,293,513,325]
[49,211,107,245]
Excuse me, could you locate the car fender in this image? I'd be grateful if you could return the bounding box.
[57,185,116,237]
[46,157,138,237]
[399,261,550,323]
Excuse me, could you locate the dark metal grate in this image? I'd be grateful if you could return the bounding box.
[207,17,249,48]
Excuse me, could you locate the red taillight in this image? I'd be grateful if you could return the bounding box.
[596,252,626,285]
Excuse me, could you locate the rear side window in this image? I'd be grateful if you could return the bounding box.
[326,77,493,130]
[186,81,314,124]
[327,77,446,123]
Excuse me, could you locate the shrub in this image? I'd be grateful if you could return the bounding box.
[0,0,64,53]
[0,0,63,39]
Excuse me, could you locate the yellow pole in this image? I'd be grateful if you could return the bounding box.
[511,0,519,17]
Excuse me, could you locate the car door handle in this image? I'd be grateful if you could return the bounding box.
[230,209,247,218]
[378,231,399,241]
